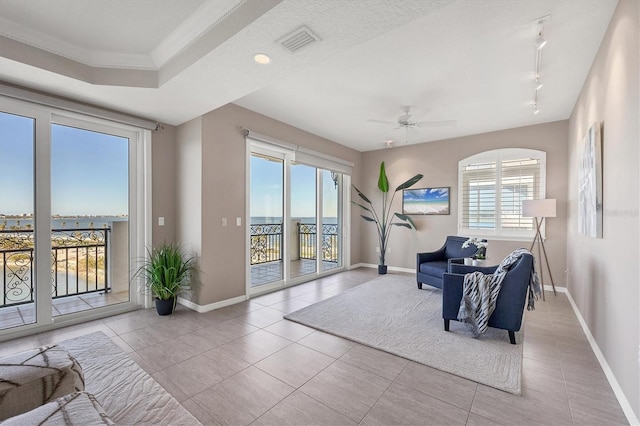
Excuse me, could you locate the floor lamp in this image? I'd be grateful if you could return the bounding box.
[522,199,557,300]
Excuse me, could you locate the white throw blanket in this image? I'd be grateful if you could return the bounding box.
[458,248,541,336]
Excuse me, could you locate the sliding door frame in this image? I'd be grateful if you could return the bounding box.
[245,136,351,298]
[0,96,151,341]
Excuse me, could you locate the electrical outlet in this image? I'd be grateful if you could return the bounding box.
[222,218,227,227]
[236,217,242,226]
[375,247,380,253]
[158,217,165,226]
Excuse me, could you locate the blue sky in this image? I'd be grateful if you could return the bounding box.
[0,112,129,216]
[1,110,335,219]
[250,156,338,219]
[403,187,449,202]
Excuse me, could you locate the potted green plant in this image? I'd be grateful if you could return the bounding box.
[352,161,423,274]
[134,243,197,315]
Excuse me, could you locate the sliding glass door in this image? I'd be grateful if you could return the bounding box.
[0,97,149,336]
[248,141,347,294]
[290,163,316,280]
[321,170,342,272]
[249,152,284,287]
[50,121,132,317]
[0,111,37,330]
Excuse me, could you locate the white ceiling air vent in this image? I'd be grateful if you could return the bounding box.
[277,26,320,53]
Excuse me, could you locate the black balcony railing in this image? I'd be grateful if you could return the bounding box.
[249,223,340,266]
[0,228,110,308]
[298,223,339,263]
[250,224,283,265]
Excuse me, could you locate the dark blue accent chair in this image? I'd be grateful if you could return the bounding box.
[442,253,534,344]
[416,236,479,290]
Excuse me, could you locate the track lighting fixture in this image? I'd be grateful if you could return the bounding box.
[531,15,551,115]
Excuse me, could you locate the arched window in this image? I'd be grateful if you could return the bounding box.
[458,148,546,239]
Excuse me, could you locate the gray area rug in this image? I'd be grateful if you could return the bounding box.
[58,331,201,425]
[285,274,523,395]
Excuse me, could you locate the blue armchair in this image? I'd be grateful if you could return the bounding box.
[442,253,534,344]
[416,236,479,290]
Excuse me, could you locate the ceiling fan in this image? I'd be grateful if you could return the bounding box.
[367,106,457,143]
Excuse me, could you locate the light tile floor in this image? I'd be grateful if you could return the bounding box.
[0,268,629,425]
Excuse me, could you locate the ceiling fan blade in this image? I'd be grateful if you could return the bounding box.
[416,120,457,128]
[366,119,397,125]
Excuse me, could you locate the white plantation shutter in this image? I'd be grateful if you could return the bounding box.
[461,161,497,230]
[459,149,546,238]
[500,158,541,230]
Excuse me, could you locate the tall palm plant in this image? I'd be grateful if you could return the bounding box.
[352,162,423,273]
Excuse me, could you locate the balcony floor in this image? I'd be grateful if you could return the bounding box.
[0,290,130,331]
[251,259,340,287]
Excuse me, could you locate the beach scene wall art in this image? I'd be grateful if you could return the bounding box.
[403,187,450,215]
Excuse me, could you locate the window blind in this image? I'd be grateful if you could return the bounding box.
[459,149,545,237]
[461,161,497,230]
[500,158,541,230]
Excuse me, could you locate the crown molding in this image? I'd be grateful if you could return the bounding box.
[0,0,247,70]
[151,0,245,68]
[0,16,157,70]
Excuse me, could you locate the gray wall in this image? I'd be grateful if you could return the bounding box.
[151,124,177,245]
[567,0,639,418]
[176,103,363,307]
[360,120,569,286]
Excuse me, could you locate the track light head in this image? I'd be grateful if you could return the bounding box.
[533,102,540,114]
[533,78,543,90]
[535,29,547,50]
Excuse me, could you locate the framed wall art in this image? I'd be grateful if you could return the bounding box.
[402,187,450,215]
[578,122,603,238]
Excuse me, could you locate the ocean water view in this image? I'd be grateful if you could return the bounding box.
[0,216,128,230]
[2,216,334,229]
[251,217,338,225]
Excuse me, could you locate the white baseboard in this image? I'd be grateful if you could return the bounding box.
[544,284,567,293]
[177,295,247,313]
[351,263,414,274]
[564,289,639,425]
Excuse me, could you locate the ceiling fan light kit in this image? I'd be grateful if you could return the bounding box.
[367,106,457,144]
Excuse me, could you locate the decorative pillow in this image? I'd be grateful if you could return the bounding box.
[1,391,113,425]
[0,345,84,421]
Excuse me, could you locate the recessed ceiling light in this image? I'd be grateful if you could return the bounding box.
[254,53,271,64]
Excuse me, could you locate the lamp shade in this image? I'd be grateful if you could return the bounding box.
[522,199,556,218]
